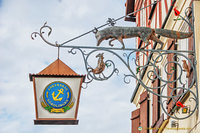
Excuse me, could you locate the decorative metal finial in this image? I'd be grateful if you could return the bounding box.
[107,18,116,26]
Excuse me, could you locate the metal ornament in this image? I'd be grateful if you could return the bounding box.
[95,26,192,49]
[90,53,106,74]
[182,60,190,78]
[31,3,198,120]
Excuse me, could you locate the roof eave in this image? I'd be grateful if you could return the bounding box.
[29,73,86,82]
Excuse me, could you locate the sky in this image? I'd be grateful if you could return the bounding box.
[0,0,137,133]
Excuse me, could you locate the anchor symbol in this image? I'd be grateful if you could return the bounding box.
[52,89,64,101]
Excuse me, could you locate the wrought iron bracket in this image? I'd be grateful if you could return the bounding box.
[31,3,198,120]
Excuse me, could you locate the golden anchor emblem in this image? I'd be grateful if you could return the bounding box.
[52,88,64,101]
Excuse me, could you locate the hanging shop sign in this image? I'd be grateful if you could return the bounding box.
[29,59,85,125]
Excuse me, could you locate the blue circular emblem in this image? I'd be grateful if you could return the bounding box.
[43,81,72,109]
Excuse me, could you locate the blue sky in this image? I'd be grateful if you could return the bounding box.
[0,0,137,133]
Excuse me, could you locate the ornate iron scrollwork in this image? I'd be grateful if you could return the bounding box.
[31,4,198,120]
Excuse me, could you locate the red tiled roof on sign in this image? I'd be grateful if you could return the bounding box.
[38,59,78,75]
[29,59,86,81]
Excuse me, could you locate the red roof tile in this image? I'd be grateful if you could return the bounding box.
[38,59,78,75]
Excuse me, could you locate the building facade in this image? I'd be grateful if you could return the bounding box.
[125,0,200,133]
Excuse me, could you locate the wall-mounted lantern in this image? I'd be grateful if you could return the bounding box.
[29,59,85,125]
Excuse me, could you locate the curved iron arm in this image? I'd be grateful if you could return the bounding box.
[31,24,198,120]
[31,5,198,120]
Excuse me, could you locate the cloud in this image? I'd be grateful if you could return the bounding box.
[0,0,136,133]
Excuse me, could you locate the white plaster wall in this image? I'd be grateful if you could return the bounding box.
[162,0,200,132]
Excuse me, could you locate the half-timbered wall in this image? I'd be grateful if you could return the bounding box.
[126,0,198,132]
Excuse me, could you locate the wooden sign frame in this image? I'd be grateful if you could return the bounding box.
[30,75,85,125]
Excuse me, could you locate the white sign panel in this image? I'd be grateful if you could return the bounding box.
[34,77,82,119]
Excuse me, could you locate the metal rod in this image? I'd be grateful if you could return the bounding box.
[58,46,60,59]
[61,44,193,53]
[59,0,161,46]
